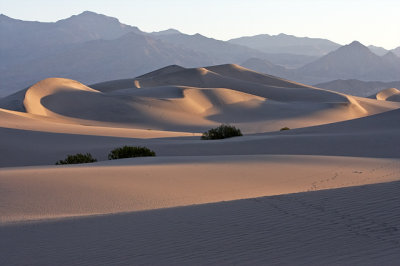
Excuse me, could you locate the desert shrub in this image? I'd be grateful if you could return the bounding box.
[280,127,290,131]
[201,124,243,140]
[56,153,97,165]
[108,145,156,160]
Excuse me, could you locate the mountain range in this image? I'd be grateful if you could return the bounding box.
[393,47,400,57]
[242,41,400,85]
[295,41,400,84]
[0,11,140,68]
[314,79,400,97]
[229,33,341,56]
[0,11,399,97]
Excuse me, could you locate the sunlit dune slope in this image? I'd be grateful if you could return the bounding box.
[1,103,400,167]
[374,87,400,102]
[133,64,346,102]
[1,155,399,224]
[2,64,398,134]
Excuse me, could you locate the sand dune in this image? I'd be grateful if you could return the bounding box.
[1,180,400,265]
[136,64,305,89]
[0,65,400,167]
[1,155,399,224]
[2,65,399,135]
[0,107,198,138]
[134,64,347,102]
[1,64,400,264]
[24,78,99,117]
[374,87,400,102]
[1,98,400,167]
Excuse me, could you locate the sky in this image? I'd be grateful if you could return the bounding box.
[1,0,399,49]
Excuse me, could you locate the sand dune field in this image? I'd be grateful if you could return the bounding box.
[1,64,400,264]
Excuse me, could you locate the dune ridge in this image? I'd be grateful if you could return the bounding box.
[1,64,400,264]
[0,65,400,167]
[2,64,398,135]
[375,87,400,102]
[24,78,100,117]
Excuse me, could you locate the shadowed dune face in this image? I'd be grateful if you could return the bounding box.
[24,78,99,117]
[12,65,400,133]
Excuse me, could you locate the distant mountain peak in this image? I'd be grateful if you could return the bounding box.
[348,41,365,47]
[252,33,271,38]
[393,47,400,57]
[228,33,340,57]
[383,51,398,58]
[0,14,14,21]
[368,45,389,56]
[74,11,114,19]
[190,33,212,40]
[152,28,181,35]
[382,51,400,66]
[337,41,371,53]
[50,11,142,38]
[299,39,400,83]
[59,11,120,24]
[79,11,100,16]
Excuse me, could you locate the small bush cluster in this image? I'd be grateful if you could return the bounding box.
[56,146,156,165]
[108,146,156,160]
[201,124,243,140]
[280,127,290,131]
[55,153,97,165]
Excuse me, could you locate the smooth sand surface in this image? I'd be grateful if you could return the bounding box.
[1,180,400,265]
[0,107,199,138]
[1,64,400,264]
[1,106,400,167]
[1,155,399,224]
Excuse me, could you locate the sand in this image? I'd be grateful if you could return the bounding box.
[1,155,399,224]
[374,87,400,102]
[3,65,399,135]
[1,64,400,264]
[1,181,400,265]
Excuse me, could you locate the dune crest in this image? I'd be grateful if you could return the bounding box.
[24,78,100,117]
[0,65,398,134]
[182,87,265,114]
[375,87,400,102]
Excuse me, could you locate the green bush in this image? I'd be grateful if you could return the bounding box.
[201,124,243,140]
[56,153,97,165]
[280,127,290,131]
[108,145,156,160]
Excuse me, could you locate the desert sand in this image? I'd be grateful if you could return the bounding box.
[373,87,400,102]
[1,181,400,265]
[1,64,400,264]
[2,155,399,224]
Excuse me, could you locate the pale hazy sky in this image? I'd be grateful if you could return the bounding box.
[1,0,399,49]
